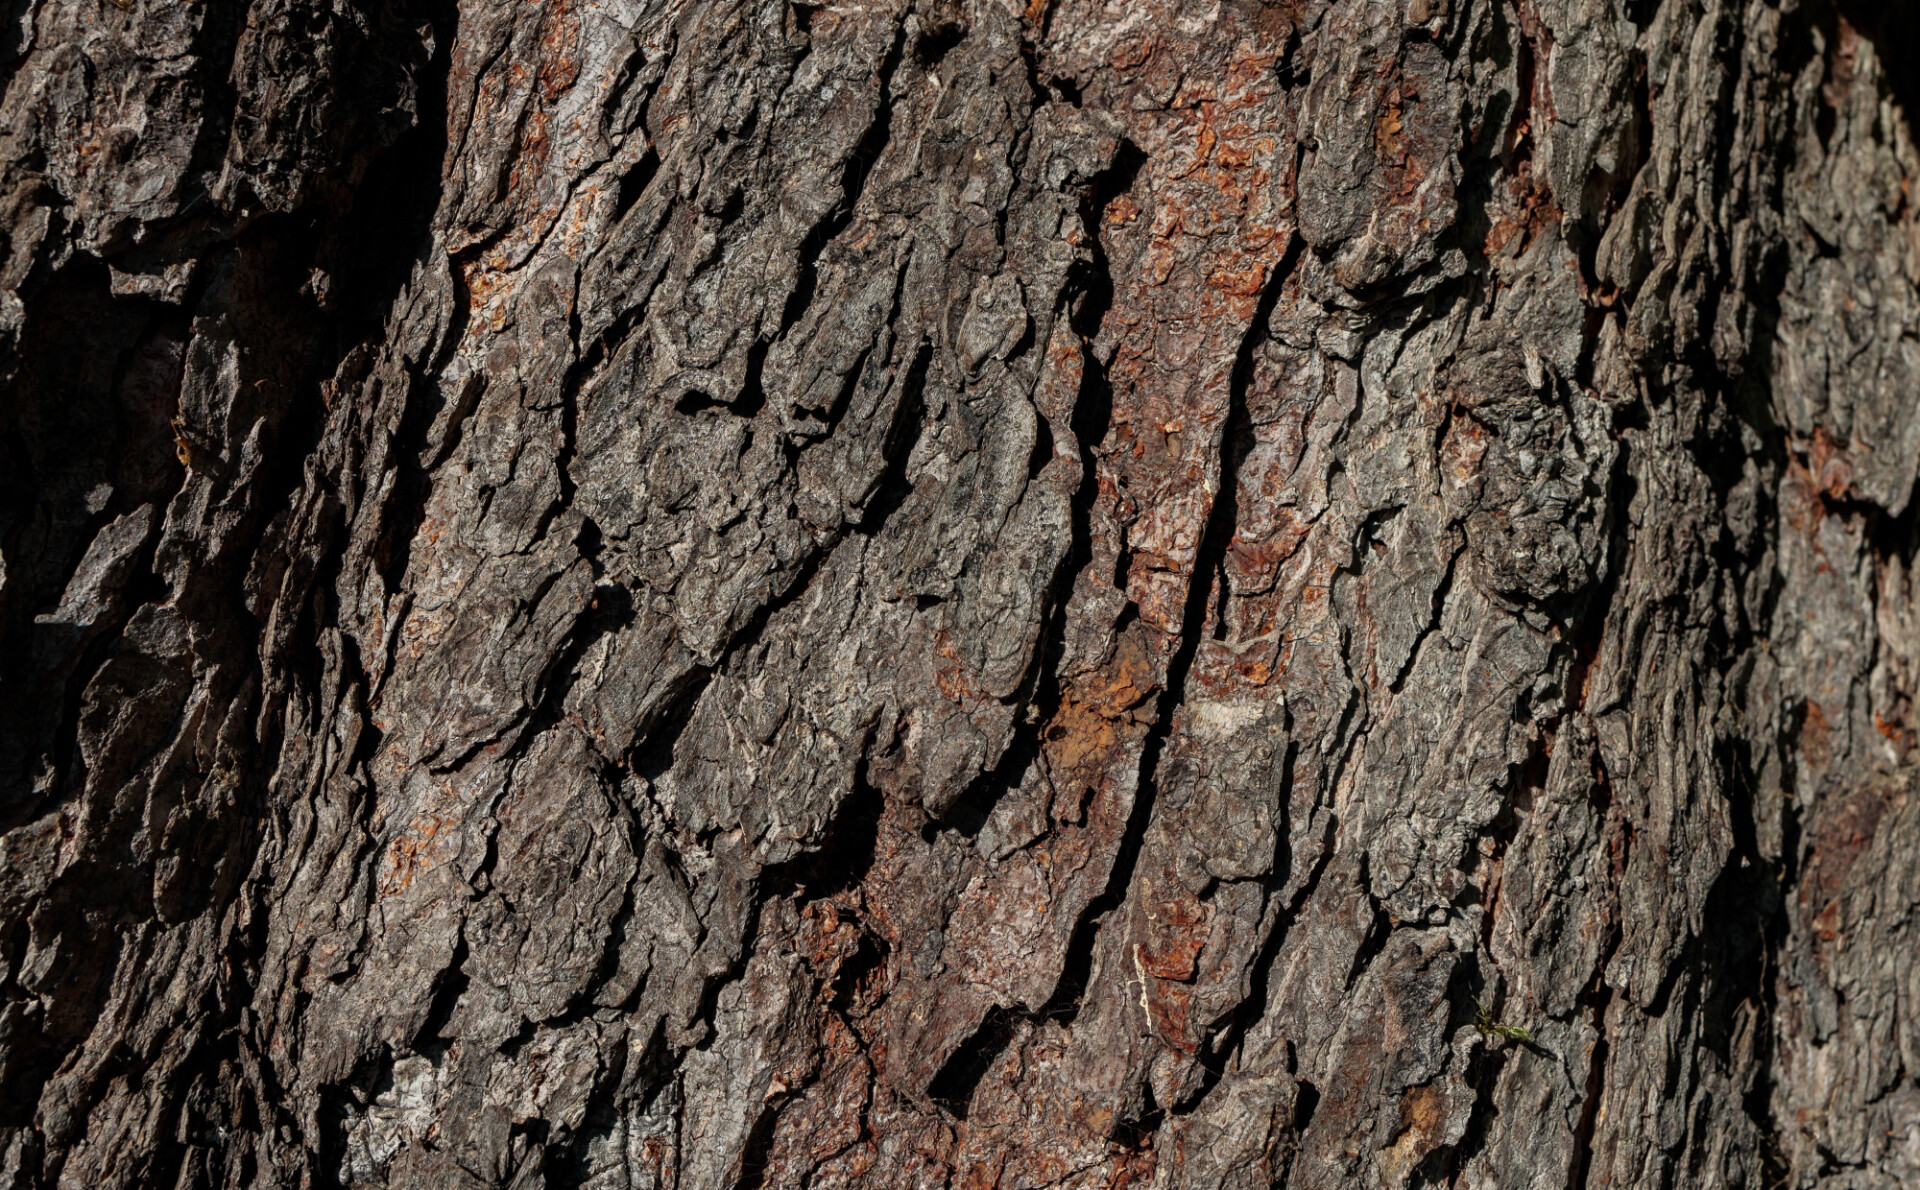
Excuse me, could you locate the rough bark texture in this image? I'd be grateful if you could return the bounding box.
[3,0,1920,1185]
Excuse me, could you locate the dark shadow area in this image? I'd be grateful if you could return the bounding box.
[1832,0,1920,132]
[926,1006,1018,1118]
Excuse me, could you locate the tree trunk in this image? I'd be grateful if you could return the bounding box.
[3,0,1918,1185]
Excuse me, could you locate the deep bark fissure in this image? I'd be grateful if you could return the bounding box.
[1043,236,1301,1036]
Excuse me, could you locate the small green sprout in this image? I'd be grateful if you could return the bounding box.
[1471,995,1534,1045]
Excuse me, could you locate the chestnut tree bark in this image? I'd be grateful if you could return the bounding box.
[3,0,1918,1186]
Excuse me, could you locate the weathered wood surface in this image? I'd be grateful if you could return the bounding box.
[2,0,1918,1186]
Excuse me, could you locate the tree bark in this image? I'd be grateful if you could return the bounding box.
[2,0,1918,1186]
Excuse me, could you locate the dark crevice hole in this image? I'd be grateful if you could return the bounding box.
[912,21,966,70]
[927,1006,1018,1118]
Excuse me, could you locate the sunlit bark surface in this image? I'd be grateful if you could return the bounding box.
[3,0,1920,1186]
